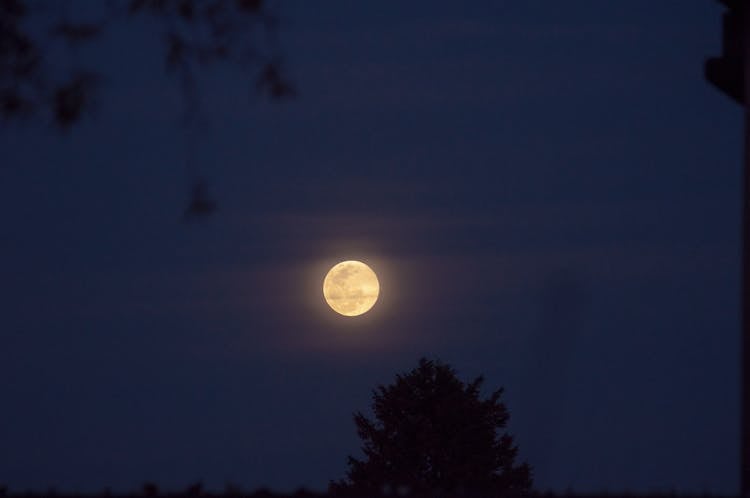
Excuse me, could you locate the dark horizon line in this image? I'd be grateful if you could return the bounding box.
[0,488,739,498]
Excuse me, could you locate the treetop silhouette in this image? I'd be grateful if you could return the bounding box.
[332,358,532,497]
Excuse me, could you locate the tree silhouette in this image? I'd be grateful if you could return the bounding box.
[2,0,293,216]
[1,0,293,129]
[141,482,159,497]
[332,358,532,498]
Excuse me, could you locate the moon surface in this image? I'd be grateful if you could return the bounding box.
[323,260,380,316]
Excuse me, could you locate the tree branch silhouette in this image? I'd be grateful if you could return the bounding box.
[0,0,293,129]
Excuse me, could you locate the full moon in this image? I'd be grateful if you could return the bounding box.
[323,260,380,316]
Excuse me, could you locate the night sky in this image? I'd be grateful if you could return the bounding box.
[0,1,743,494]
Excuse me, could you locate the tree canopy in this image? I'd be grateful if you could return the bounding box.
[332,358,532,497]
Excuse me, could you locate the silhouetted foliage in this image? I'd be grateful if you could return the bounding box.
[141,483,158,497]
[0,0,293,129]
[184,482,204,497]
[331,358,533,498]
[222,483,244,497]
[183,178,217,220]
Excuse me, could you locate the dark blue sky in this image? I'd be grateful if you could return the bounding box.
[0,1,743,494]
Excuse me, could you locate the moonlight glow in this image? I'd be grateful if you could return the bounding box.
[323,260,380,316]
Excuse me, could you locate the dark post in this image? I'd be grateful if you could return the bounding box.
[705,1,748,497]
